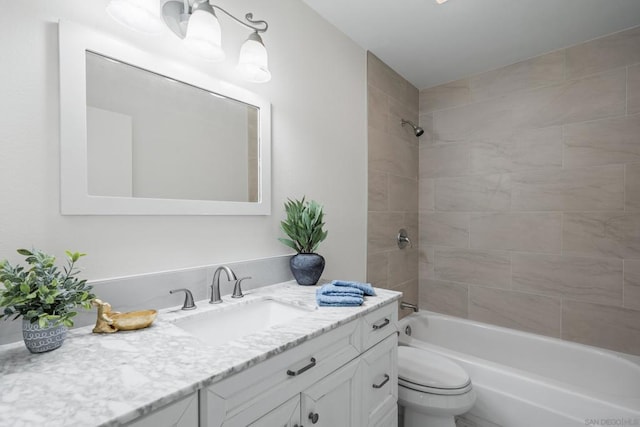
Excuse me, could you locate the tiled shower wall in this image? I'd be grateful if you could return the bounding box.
[367,53,420,317]
[418,26,640,355]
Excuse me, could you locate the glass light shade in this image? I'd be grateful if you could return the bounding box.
[106,0,163,34]
[184,9,225,62]
[237,34,271,83]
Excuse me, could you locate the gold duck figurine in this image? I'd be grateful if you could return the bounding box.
[91,298,157,333]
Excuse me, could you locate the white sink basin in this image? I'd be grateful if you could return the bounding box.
[173,298,312,346]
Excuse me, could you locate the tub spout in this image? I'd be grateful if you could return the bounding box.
[400,301,418,312]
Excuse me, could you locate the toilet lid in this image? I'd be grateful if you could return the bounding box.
[398,346,471,391]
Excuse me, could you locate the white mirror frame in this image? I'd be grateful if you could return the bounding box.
[59,20,271,215]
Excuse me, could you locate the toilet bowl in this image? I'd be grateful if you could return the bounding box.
[398,346,476,427]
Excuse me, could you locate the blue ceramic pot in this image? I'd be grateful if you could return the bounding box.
[290,253,325,286]
[22,319,67,354]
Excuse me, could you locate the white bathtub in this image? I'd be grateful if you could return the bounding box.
[397,311,640,427]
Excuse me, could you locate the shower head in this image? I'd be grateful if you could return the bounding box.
[401,119,424,137]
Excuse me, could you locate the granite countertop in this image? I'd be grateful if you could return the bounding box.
[0,281,401,427]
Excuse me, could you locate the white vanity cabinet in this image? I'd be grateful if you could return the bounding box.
[124,392,199,427]
[200,302,398,427]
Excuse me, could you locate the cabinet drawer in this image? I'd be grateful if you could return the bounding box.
[124,392,198,427]
[361,302,398,351]
[361,334,398,426]
[201,319,360,426]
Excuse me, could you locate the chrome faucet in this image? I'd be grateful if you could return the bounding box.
[400,301,419,312]
[169,288,197,310]
[209,266,238,304]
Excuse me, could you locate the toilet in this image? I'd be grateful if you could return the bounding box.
[397,346,476,427]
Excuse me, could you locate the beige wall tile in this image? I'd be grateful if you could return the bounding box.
[418,113,434,145]
[367,251,389,289]
[368,212,405,253]
[367,52,417,107]
[434,248,511,288]
[563,212,640,259]
[512,253,623,305]
[469,286,561,337]
[419,79,471,114]
[419,246,435,280]
[368,52,406,100]
[562,300,640,355]
[368,84,388,133]
[419,279,468,318]
[469,128,563,174]
[389,97,420,145]
[419,143,469,178]
[566,26,640,80]
[626,163,640,210]
[414,27,640,355]
[367,53,419,321]
[369,129,418,178]
[470,212,562,253]
[420,212,470,248]
[469,51,566,102]
[388,175,418,213]
[433,95,514,143]
[368,170,388,212]
[511,165,624,211]
[436,173,511,211]
[512,68,626,129]
[404,212,419,245]
[629,64,640,115]
[469,138,513,174]
[419,178,435,212]
[564,114,640,167]
[388,248,419,288]
[624,259,640,310]
[511,127,564,171]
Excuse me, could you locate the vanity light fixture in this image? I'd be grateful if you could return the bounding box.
[105,0,272,83]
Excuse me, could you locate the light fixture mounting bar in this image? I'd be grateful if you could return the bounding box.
[211,6,268,34]
[162,1,267,39]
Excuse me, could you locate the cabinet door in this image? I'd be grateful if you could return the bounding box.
[301,358,361,427]
[223,395,301,427]
[361,334,398,426]
[248,395,301,427]
[124,392,198,427]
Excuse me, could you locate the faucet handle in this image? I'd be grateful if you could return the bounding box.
[170,288,197,310]
[232,277,251,299]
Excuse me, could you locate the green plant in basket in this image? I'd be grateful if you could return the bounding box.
[0,249,95,328]
[278,197,328,254]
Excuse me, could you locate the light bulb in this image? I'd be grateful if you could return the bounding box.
[184,7,225,62]
[237,33,271,83]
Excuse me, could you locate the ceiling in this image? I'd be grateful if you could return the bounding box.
[302,0,640,89]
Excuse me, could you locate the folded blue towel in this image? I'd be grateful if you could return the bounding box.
[316,288,363,307]
[318,283,364,297]
[332,280,376,296]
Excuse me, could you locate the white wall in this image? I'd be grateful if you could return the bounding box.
[0,0,367,282]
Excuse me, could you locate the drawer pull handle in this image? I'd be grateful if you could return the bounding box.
[372,318,390,330]
[373,374,390,389]
[286,357,316,376]
[309,412,319,424]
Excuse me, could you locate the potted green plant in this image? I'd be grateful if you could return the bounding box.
[0,248,95,353]
[278,197,328,285]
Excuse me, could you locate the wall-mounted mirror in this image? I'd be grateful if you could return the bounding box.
[59,21,271,215]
